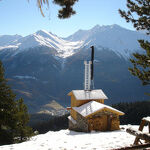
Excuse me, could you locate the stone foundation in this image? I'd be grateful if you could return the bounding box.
[69,112,89,132]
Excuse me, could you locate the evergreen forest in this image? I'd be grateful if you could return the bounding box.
[0,61,33,145]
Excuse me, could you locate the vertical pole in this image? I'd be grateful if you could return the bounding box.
[84,61,87,90]
[90,46,94,80]
[88,61,91,90]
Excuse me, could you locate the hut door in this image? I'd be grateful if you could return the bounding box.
[88,116,107,131]
[107,115,113,131]
[88,119,94,131]
[93,117,103,131]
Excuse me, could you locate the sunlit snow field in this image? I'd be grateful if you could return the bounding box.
[0,125,147,150]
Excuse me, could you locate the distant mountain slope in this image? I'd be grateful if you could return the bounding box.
[65,24,149,58]
[0,24,149,113]
[42,100,65,111]
[38,100,67,115]
[0,34,22,46]
[0,30,83,58]
[0,25,150,59]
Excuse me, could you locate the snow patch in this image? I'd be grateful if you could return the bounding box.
[143,116,150,122]
[71,89,108,100]
[14,75,37,80]
[0,45,18,51]
[68,116,77,124]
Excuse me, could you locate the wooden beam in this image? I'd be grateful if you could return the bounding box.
[126,127,150,143]
[134,120,146,145]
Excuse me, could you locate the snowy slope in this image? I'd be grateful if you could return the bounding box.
[0,30,83,58]
[66,24,150,58]
[0,35,22,46]
[0,125,148,150]
[0,25,150,59]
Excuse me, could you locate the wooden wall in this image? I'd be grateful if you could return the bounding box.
[95,99,104,104]
[70,94,104,108]
[111,116,120,130]
[87,111,120,131]
[88,115,108,131]
[71,109,77,120]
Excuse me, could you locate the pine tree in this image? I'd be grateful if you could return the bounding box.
[119,0,150,86]
[0,60,33,145]
[15,98,33,142]
[35,0,78,18]
[0,61,17,144]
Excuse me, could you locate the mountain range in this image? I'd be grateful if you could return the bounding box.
[0,24,149,113]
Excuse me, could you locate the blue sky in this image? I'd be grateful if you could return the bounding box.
[0,0,134,37]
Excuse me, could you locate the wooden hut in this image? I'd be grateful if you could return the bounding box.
[67,46,124,132]
[67,89,124,132]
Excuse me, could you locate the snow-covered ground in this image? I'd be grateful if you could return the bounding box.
[0,125,148,150]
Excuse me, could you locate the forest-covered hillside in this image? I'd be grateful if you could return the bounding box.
[112,100,150,125]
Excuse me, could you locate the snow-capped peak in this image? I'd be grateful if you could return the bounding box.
[0,30,83,58]
[0,25,150,59]
[36,29,51,36]
[89,24,123,34]
[35,29,59,41]
[66,24,150,58]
